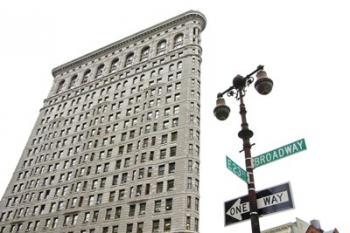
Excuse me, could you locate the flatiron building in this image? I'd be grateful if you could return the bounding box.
[0,10,206,233]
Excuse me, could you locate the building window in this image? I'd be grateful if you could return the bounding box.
[96,64,105,78]
[158,164,165,176]
[56,80,65,93]
[169,162,175,174]
[112,225,119,233]
[165,198,172,211]
[125,52,134,67]
[187,177,192,189]
[115,206,122,219]
[171,131,177,141]
[160,149,166,159]
[129,204,136,217]
[152,220,160,233]
[82,69,91,84]
[110,58,119,72]
[156,40,166,55]
[139,203,146,215]
[156,182,163,193]
[161,135,167,145]
[174,33,184,48]
[126,224,133,233]
[170,146,176,157]
[137,222,144,233]
[164,218,171,232]
[195,198,199,211]
[140,46,150,61]
[68,75,77,89]
[167,179,174,191]
[186,216,191,230]
[154,200,161,213]
[187,196,192,209]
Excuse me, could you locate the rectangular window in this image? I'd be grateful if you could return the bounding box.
[187,196,192,209]
[160,149,166,159]
[152,220,160,233]
[186,216,191,230]
[139,203,146,215]
[126,224,133,233]
[164,218,171,232]
[158,165,165,176]
[156,182,163,193]
[109,191,116,202]
[167,180,174,192]
[129,204,136,217]
[165,198,172,211]
[169,162,175,174]
[105,208,112,220]
[115,206,122,219]
[154,200,161,213]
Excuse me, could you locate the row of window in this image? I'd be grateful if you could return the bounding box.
[55,34,185,94]
[15,145,179,195]
[24,129,181,169]
[49,49,191,108]
[7,175,200,212]
[51,67,184,121]
[1,216,199,233]
[22,126,199,175]
[19,143,199,191]
[3,178,178,221]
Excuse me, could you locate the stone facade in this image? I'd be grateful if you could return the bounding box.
[0,10,206,233]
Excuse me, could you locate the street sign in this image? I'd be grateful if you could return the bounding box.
[226,156,248,183]
[253,138,307,169]
[224,182,294,226]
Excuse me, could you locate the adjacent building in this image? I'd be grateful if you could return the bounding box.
[263,218,339,233]
[0,10,206,233]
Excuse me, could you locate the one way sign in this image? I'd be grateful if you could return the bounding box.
[224,182,294,226]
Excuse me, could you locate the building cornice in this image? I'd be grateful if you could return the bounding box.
[52,10,206,77]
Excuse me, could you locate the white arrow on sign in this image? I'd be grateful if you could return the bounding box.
[226,191,289,220]
[226,198,250,221]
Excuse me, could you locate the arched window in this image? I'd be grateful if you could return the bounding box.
[81,69,91,84]
[140,46,150,61]
[56,80,65,94]
[68,75,77,89]
[156,40,167,55]
[125,52,134,67]
[151,70,156,77]
[95,64,105,78]
[177,61,183,69]
[174,33,184,48]
[110,58,119,72]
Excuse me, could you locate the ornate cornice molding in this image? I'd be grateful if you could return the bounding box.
[52,10,206,77]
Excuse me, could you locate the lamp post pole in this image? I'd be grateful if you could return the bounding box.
[214,65,273,233]
[237,89,260,233]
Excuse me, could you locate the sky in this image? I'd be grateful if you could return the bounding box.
[0,0,349,232]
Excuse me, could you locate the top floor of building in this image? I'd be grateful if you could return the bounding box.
[48,10,206,99]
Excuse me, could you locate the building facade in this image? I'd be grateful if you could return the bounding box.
[0,11,206,233]
[262,218,339,233]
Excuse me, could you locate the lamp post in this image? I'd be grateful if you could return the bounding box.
[214,65,273,233]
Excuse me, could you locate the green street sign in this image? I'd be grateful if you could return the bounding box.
[226,156,248,183]
[253,138,307,169]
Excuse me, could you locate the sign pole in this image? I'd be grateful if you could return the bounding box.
[237,90,261,233]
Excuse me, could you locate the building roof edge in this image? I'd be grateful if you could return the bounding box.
[51,10,206,77]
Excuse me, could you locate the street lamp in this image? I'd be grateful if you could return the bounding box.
[214,65,273,233]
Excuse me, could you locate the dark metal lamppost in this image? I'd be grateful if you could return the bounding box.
[214,65,273,233]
